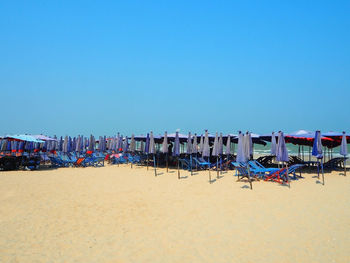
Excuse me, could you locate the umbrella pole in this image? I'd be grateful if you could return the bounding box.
[247,164,252,190]
[146,153,149,170]
[216,156,219,178]
[154,154,157,176]
[177,157,180,179]
[208,157,211,183]
[190,154,193,176]
[321,158,325,185]
[317,160,320,179]
[344,157,347,176]
[166,153,168,173]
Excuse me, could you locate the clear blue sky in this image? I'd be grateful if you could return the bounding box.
[1,0,349,136]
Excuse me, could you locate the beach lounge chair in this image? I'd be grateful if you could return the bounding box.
[324,157,348,170]
[231,162,253,189]
[193,157,211,170]
[264,164,304,184]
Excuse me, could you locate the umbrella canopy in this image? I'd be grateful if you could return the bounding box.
[236,132,246,162]
[173,131,180,156]
[340,131,348,156]
[271,132,277,156]
[192,134,198,154]
[218,133,223,155]
[129,134,136,152]
[162,132,168,153]
[225,134,231,155]
[199,135,204,154]
[212,132,219,157]
[243,132,252,161]
[312,131,323,159]
[276,132,289,162]
[32,135,57,141]
[5,134,44,143]
[149,132,156,154]
[88,135,95,152]
[186,132,192,154]
[144,133,150,154]
[202,130,210,157]
[122,136,129,152]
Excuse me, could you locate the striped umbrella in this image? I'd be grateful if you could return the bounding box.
[173,131,180,179]
[202,130,211,182]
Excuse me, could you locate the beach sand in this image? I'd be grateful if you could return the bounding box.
[0,165,349,263]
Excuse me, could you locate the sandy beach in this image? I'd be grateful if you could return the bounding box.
[0,165,349,263]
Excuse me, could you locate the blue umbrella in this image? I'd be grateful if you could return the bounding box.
[340,131,348,176]
[312,130,324,184]
[276,132,289,163]
[173,131,180,157]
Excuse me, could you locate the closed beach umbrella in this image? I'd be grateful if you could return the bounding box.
[243,132,252,161]
[186,132,193,175]
[149,132,157,176]
[199,135,204,154]
[186,132,192,155]
[129,134,136,152]
[312,130,324,184]
[212,132,219,157]
[162,131,169,172]
[212,132,220,178]
[63,136,69,153]
[173,131,181,179]
[202,130,211,182]
[218,133,224,174]
[192,134,198,154]
[162,132,168,154]
[123,136,129,153]
[225,134,231,156]
[145,133,150,170]
[173,131,180,157]
[202,130,210,158]
[340,131,348,176]
[271,132,277,156]
[236,132,246,163]
[276,132,289,162]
